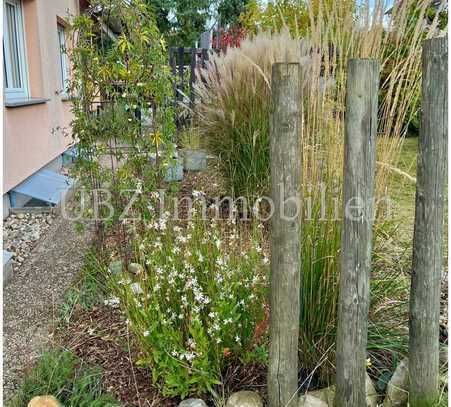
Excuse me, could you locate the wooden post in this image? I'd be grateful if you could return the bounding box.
[335,59,379,407]
[268,63,302,407]
[409,36,448,407]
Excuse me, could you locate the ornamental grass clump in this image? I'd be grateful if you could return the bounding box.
[193,30,313,201]
[109,201,269,397]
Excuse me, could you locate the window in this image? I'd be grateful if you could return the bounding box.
[57,24,69,95]
[3,0,28,100]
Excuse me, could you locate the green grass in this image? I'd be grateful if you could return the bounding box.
[7,350,119,407]
[59,250,107,324]
[387,136,418,237]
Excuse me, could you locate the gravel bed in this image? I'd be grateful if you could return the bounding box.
[3,212,56,268]
[3,214,94,403]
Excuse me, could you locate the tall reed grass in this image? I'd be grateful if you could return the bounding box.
[194,0,444,381]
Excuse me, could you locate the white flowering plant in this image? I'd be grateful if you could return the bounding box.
[108,205,269,397]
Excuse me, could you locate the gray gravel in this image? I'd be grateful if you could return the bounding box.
[3,213,94,402]
[4,212,55,269]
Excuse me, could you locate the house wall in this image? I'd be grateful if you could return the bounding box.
[3,0,79,194]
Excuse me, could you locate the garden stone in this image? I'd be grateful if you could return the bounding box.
[306,374,377,407]
[128,262,143,275]
[366,373,378,407]
[226,391,263,407]
[108,260,123,275]
[307,386,335,405]
[183,149,207,171]
[28,395,61,407]
[383,358,409,407]
[298,394,328,407]
[178,398,208,407]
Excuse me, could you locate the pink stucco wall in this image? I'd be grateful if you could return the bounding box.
[3,0,79,193]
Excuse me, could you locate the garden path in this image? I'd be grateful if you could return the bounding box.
[3,213,94,402]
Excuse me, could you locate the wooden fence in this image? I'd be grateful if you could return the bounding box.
[268,36,447,407]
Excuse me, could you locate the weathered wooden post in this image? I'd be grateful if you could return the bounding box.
[409,36,448,407]
[268,63,302,407]
[335,59,379,407]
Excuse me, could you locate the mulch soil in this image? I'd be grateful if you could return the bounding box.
[56,304,268,407]
[56,305,177,407]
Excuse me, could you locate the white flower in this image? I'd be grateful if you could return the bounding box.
[143,331,150,337]
[235,335,240,343]
[192,190,204,198]
[130,282,143,295]
[263,257,270,265]
[187,338,196,349]
[104,297,120,307]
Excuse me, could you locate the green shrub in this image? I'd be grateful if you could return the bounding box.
[108,204,269,397]
[8,350,119,407]
[69,0,176,232]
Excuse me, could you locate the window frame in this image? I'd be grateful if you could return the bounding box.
[3,0,29,101]
[57,23,69,95]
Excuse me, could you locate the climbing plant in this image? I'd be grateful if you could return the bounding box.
[68,0,176,248]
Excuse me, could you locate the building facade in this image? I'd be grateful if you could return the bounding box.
[3,0,79,217]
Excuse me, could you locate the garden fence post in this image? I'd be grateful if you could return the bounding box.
[335,59,379,407]
[169,47,177,108]
[189,48,196,109]
[178,47,185,102]
[201,48,209,69]
[268,63,302,407]
[409,36,448,407]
